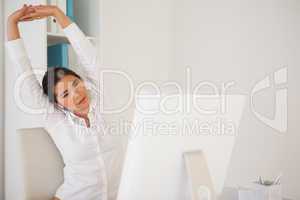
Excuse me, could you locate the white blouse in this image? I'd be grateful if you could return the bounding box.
[6,23,124,200]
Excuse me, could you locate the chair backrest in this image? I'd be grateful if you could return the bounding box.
[17,127,64,200]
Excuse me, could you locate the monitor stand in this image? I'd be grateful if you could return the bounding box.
[184,150,217,200]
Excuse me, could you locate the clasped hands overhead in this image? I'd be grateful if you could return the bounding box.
[8,4,62,23]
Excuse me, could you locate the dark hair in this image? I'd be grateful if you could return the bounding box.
[42,66,82,103]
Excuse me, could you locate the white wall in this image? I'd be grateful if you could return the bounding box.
[171,0,299,199]
[0,0,5,199]
[99,0,174,147]
[101,0,300,199]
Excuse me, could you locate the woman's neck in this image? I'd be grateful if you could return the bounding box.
[73,109,91,128]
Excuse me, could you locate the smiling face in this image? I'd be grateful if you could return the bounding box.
[54,75,90,114]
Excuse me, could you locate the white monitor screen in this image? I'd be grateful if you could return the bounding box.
[117,94,245,200]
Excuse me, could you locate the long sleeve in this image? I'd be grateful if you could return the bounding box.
[62,23,100,87]
[6,38,50,114]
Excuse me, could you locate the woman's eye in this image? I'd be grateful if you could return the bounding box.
[63,93,69,98]
[74,80,79,86]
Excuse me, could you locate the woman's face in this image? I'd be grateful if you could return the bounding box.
[54,75,90,114]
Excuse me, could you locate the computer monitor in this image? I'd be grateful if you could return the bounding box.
[117,94,245,200]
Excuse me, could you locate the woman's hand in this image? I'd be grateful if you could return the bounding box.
[7,4,72,41]
[7,4,35,40]
[20,5,60,21]
[20,5,72,28]
[8,4,35,24]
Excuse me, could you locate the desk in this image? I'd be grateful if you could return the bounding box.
[220,187,292,200]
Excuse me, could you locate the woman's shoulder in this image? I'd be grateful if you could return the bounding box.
[43,106,68,129]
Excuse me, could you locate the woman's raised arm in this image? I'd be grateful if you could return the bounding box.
[6,5,52,115]
[7,4,34,40]
[23,5,99,85]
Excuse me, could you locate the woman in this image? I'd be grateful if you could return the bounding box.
[7,4,121,200]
